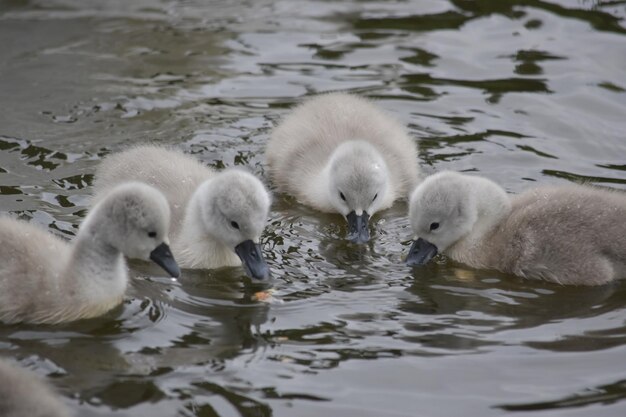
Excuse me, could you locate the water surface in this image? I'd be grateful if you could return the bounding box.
[1,0,626,416]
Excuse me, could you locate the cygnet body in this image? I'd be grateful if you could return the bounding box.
[406,171,626,285]
[92,145,271,280]
[266,93,420,243]
[0,182,179,324]
[0,358,72,417]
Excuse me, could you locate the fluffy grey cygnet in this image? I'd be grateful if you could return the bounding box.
[0,182,179,324]
[0,358,72,417]
[266,92,421,244]
[406,171,626,285]
[92,145,271,280]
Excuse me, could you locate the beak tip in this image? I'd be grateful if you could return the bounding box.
[249,268,272,281]
[405,257,419,267]
[406,238,438,267]
[249,263,272,281]
[346,211,370,244]
[348,234,370,244]
[257,270,272,281]
[149,242,181,278]
[235,240,272,281]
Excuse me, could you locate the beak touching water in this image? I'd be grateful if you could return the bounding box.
[406,237,438,266]
[346,211,370,244]
[150,242,181,278]
[235,239,271,280]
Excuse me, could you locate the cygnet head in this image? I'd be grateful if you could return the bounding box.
[327,140,389,244]
[198,169,272,280]
[88,182,180,277]
[406,172,477,266]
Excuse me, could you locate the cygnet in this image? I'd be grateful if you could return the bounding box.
[266,92,421,243]
[406,171,626,285]
[0,182,179,324]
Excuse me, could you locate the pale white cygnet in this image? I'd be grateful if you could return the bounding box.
[406,171,626,285]
[0,358,72,417]
[92,145,271,280]
[0,182,179,324]
[266,92,421,243]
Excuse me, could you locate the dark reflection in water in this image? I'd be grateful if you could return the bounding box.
[498,378,626,412]
[0,0,625,416]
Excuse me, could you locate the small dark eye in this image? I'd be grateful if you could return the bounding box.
[148,231,157,238]
[430,222,440,231]
[340,192,346,201]
[372,193,378,202]
[231,221,240,229]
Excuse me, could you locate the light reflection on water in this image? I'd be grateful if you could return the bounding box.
[0,0,626,416]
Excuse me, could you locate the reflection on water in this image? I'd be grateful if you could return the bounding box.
[1,0,625,416]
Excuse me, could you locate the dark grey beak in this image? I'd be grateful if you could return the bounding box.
[346,211,370,244]
[150,242,181,278]
[406,237,438,266]
[235,239,271,280]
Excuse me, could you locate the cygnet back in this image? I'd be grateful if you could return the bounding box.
[492,185,626,284]
[93,145,211,237]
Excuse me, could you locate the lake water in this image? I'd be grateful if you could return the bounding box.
[1,0,626,416]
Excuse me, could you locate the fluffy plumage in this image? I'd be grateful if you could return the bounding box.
[0,183,177,324]
[92,145,272,279]
[0,359,72,417]
[266,92,421,242]
[406,171,626,285]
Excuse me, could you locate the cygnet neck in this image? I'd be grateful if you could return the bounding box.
[467,176,511,238]
[473,176,511,226]
[64,207,128,305]
[176,179,241,268]
[453,175,512,254]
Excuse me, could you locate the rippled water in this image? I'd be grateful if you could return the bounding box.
[1,0,626,416]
